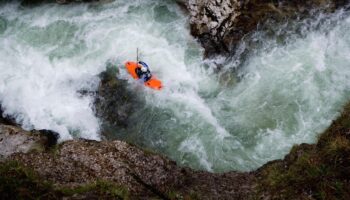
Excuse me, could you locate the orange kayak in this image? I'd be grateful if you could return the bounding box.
[125,61,163,90]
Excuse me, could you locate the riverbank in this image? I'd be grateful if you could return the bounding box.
[0,124,254,199]
[1,101,350,199]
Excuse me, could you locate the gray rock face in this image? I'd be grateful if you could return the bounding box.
[11,140,185,198]
[188,0,240,37]
[94,64,141,129]
[0,125,58,158]
[2,127,254,199]
[178,0,348,58]
[185,0,241,57]
[0,125,37,158]
[0,103,252,199]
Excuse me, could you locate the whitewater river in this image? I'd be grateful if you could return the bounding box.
[0,0,350,172]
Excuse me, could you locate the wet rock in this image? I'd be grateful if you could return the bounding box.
[94,64,140,129]
[184,0,241,58]
[0,125,58,159]
[0,106,17,126]
[178,0,349,58]
[36,129,60,148]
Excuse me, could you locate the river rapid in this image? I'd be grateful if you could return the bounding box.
[1,0,350,172]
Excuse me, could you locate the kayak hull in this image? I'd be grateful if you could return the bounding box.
[125,61,163,90]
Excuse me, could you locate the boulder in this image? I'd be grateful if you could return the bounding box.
[94,64,140,129]
[0,125,59,159]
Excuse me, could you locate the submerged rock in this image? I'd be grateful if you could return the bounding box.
[94,64,140,129]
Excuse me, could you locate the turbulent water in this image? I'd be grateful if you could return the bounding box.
[1,1,350,172]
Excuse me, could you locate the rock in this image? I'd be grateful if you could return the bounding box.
[0,121,254,199]
[8,138,254,199]
[35,129,60,148]
[94,64,141,129]
[0,106,17,126]
[3,99,350,199]
[184,0,241,58]
[0,125,58,159]
[178,0,349,58]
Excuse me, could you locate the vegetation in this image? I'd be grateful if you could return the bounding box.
[0,160,129,200]
[59,180,129,199]
[256,103,350,199]
[0,160,59,200]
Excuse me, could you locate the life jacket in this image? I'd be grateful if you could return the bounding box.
[136,61,152,82]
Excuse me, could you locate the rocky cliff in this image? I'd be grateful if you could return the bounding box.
[0,124,254,199]
[1,100,350,199]
[178,0,348,57]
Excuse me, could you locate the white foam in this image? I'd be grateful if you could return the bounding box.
[179,135,213,171]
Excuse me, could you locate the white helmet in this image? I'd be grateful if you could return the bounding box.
[141,66,147,72]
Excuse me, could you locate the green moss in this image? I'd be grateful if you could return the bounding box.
[28,143,46,153]
[142,147,159,157]
[0,160,130,199]
[58,180,129,199]
[0,160,59,200]
[188,191,201,200]
[167,190,180,200]
[48,143,64,158]
[166,189,201,200]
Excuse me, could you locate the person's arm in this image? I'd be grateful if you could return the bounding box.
[135,67,142,78]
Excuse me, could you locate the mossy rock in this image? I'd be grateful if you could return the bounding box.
[0,160,130,199]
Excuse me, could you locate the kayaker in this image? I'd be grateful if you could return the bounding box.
[135,61,152,82]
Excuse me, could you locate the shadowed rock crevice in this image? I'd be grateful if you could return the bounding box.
[0,106,17,126]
